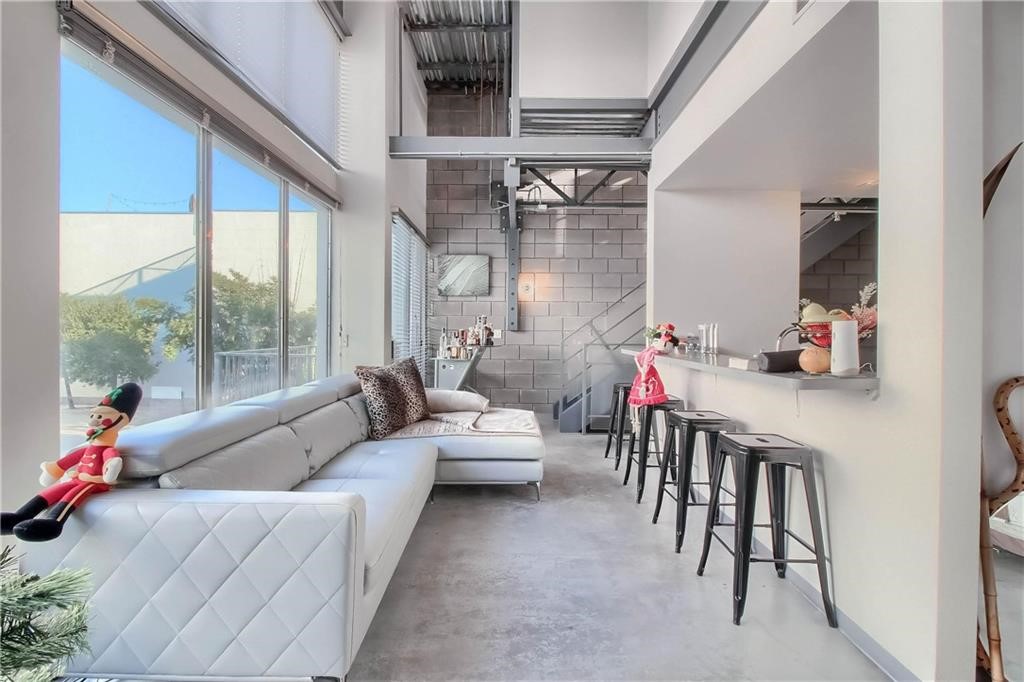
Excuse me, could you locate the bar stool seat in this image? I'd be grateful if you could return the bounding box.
[652,410,734,554]
[696,432,837,628]
[604,382,633,466]
[622,398,684,503]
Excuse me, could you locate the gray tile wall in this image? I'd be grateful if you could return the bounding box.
[425,93,647,411]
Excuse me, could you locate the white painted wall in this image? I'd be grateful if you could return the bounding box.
[981,1,1024,498]
[338,1,427,370]
[646,1,702,95]
[1,2,61,513]
[648,190,799,354]
[518,1,647,99]
[647,2,983,679]
[649,0,849,190]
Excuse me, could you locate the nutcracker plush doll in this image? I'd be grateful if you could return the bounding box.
[1,382,142,542]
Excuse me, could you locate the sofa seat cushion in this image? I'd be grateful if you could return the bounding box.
[293,474,431,591]
[312,440,438,481]
[158,426,308,491]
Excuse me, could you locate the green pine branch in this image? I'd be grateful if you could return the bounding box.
[0,547,92,682]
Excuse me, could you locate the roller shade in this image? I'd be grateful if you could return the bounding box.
[153,1,341,165]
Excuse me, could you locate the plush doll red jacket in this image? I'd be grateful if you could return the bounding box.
[1,382,142,542]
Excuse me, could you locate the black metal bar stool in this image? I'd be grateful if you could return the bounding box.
[622,398,683,503]
[651,410,734,553]
[696,433,837,628]
[604,382,632,465]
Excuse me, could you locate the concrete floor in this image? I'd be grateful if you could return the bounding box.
[349,417,887,681]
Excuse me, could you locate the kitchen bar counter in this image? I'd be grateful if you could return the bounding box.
[621,348,879,393]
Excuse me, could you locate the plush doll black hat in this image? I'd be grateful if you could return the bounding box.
[100,382,143,419]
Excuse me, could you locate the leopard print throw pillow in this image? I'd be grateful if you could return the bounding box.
[355,358,431,440]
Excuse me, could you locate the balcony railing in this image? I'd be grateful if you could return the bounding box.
[213,345,318,404]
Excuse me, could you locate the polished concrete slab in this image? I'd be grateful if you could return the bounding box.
[349,417,887,681]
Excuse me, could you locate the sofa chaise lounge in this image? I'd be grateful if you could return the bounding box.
[22,373,544,681]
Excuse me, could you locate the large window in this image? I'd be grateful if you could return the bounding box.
[59,37,332,447]
[391,215,428,375]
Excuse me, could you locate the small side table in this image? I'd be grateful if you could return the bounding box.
[432,347,485,390]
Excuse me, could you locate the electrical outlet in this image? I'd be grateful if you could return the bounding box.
[494,329,503,339]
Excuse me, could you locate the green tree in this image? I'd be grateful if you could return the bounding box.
[59,294,167,407]
[164,270,316,358]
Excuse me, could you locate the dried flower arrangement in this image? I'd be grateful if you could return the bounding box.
[799,282,878,348]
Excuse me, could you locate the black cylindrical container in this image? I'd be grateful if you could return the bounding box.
[756,350,804,373]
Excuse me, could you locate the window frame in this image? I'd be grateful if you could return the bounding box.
[58,18,336,413]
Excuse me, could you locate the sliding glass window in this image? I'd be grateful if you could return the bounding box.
[59,41,199,449]
[58,37,333,440]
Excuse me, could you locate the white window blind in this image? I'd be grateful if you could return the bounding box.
[157,1,341,163]
[391,216,428,376]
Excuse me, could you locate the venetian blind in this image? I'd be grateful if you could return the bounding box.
[391,216,428,376]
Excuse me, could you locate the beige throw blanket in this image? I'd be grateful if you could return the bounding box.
[385,408,540,440]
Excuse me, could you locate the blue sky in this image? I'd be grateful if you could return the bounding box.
[60,48,313,214]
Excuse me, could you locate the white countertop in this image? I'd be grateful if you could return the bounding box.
[621,348,879,392]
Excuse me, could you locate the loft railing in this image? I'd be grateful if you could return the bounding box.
[213,345,318,404]
[558,281,645,418]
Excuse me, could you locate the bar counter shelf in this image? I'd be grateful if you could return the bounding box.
[621,348,880,393]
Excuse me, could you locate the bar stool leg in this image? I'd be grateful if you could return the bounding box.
[800,458,838,627]
[696,445,728,564]
[618,413,634,483]
[673,424,698,547]
[705,431,723,522]
[613,391,629,470]
[732,455,761,626]
[652,423,677,523]
[636,406,654,503]
[604,389,620,459]
[766,462,788,578]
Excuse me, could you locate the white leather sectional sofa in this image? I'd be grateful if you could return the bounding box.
[22,373,544,682]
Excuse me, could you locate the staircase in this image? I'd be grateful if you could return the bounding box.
[555,282,645,433]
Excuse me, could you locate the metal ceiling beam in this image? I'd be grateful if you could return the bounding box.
[519,202,646,210]
[418,60,499,71]
[576,170,617,205]
[405,22,511,32]
[389,136,652,161]
[800,200,878,213]
[520,97,649,112]
[528,168,576,206]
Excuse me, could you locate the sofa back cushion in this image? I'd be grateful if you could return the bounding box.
[304,372,362,400]
[234,384,338,423]
[119,405,279,479]
[157,426,308,491]
[288,401,367,474]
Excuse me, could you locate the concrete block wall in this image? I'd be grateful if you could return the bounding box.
[799,223,878,310]
[425,93,647,411]
[799,223,878,364]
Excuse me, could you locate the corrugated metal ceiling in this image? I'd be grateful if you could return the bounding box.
[403,0,511,88]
